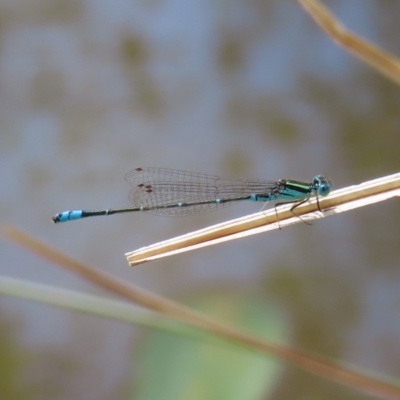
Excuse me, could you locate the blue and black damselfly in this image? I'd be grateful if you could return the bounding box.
[52,167,332,223]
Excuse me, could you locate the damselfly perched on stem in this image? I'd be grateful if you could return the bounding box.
[52,167,332,223]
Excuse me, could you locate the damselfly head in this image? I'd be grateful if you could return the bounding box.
[312,175,332,197]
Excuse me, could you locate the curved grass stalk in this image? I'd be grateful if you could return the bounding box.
[298,0,400,86]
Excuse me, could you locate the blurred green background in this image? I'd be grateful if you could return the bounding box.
[1,0,399,399]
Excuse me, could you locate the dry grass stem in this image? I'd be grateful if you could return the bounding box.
[298,0,400,85]
[2,225,400,399]
[126,172,400,266]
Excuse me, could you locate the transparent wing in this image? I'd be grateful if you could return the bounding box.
[124,167,277,216]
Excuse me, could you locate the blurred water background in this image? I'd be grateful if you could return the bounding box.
[1,1,400,399]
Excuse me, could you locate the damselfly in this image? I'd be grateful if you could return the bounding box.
[52,167,332,223]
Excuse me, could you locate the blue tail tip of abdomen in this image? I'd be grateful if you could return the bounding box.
[52,210,83,223]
